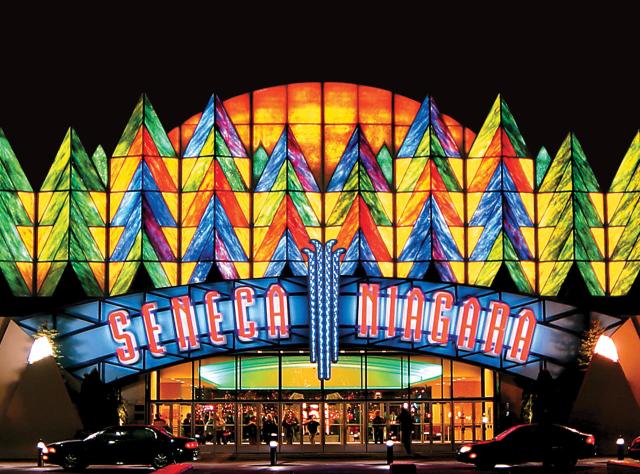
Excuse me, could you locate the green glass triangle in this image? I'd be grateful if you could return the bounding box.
[500,98,528,157]
[215,129,232,157]
[253,146,269,181]
[376,145,393,185]
[535,147,551,188]
[287,161,304,192]
[217,156,247,191]
[429,126,447,156]
[360,191,391,225]
[289,191,320,226]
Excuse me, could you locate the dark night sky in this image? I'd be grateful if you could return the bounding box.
[0,11,636,189]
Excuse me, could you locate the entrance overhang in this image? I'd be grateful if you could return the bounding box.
[15,276,624,383]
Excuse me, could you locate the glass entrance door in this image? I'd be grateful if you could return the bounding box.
[345,402,363,444]
[324,403,343,444]
[281,403,303,446]
[151,403,191,438]
[301,402,321,446]
[239,403,260,447]
[367,402,386,445]
[454,402,475,443]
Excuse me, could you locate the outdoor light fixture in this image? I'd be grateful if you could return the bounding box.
[386,439,394,464]
[36,440,46,467]
[594,335,619,363]
[269,440,278,466]
[28,336,54,364]
[617,436,625,460]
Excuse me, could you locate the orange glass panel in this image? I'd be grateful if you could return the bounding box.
[324,83,357,124]
[224,93,251,124]
[394,94,421,126]
[358,86,392,124]
[253,86,287,124]
[287,83,322,123]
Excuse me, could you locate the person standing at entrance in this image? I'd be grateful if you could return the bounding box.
[372,410,385,444]
[214,410,226,444]
[152,413,167,430]
[262,413,278,443]
[182,413,192,438]
[282,411,297,444]
[247,416,258,445]
[397,405,413,454]
[305,414,320,445]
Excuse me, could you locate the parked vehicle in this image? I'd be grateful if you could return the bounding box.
[629,436,640,459]
[43,425,199,470]
[456,423,596,470]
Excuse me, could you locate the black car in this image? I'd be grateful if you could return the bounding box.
[456,423,595,470]
[44,425,199,470]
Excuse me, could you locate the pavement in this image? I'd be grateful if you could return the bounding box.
[0,457,614,473]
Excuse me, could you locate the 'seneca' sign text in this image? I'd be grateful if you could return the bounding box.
[107,282,536,366]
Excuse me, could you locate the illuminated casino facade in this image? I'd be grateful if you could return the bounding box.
[3,82,640,454]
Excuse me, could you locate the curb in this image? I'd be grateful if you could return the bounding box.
[156,463,192,474]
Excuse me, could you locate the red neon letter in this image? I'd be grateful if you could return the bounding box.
[171,295,200,351]
[204,290,227,345]
[482,301,511,356]
[403,287,425,342]
[358,283,380,337]
[234,287,256,341]
[386,286,398,338]
[457,297,481,351]
[507,308,537,363]
[108,309,139,365]
[141,302,165,356]
[428,290,453,345]
[266,284,289,338]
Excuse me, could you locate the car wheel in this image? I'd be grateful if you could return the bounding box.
[62,453,84,471]
[151,452,171,470]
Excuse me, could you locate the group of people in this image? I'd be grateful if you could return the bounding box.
[374,405,414,453]
[152,405,415,454]
[242,410,320,445]
[153,410,233,444]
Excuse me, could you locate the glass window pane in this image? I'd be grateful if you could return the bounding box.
[281,354,321,401]
[197,356,236,400]
[324,353,363,399]
[239,355,279,400]
[442,359,452,398]
[367,353,409,399]
[484,368,495,397]
[453,361,482,397]
[159,362,193,400]
[409,355,443,399]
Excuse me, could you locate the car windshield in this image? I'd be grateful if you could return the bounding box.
[495,425,525,441]
[83,430,104,441]
[155,427,173,438]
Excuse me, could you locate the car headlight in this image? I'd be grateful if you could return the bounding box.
[459,445,472,453]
